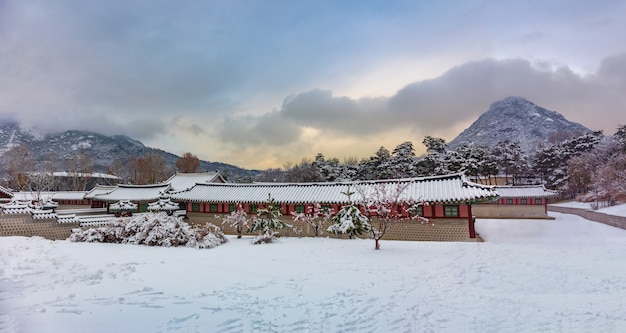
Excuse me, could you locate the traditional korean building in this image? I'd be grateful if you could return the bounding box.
[0,185,12,201]
[84,171,226,213]
[471,185,559,219]
[170,173,498,241]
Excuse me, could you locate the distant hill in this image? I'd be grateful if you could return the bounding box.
[0,122,259,181]
[448,96,591,152]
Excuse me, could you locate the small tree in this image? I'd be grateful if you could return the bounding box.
[291,202,334,237]
[248,195,291,244]
[356,181,430,250]
[327,189,371,238]
[219,203,250,238]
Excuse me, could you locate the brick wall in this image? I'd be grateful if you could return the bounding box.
[548,206,626,230]
[0,213,78,240]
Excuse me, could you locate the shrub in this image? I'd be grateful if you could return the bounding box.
[69,212,227,249]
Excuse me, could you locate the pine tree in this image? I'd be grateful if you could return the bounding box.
[248,194,291,244]
[327,189,371,238]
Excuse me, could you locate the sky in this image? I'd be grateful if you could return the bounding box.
[1,0,625,170]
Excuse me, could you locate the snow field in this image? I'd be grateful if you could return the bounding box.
[1,212,626,332]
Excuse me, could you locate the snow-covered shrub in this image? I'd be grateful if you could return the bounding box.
[187,223,228,249]
[248,195,291,244]
[69,212,227,249]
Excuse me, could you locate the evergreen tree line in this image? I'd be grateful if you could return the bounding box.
[258,126,626,202]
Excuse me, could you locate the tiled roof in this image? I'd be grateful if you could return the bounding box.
[109,200,138,211]
[0,185,12,197]
[494,185,559,198]
[11,191,88,201]
[84,185,118,199]
[171,173,498,205]
[148,198,180,211]
[92,184,171,202]
[165,172,225,192]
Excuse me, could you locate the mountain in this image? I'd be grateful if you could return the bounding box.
[448,96,591,152]
[0,122,259,181]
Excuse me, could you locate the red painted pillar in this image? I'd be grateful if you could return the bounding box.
[468,204,476,238]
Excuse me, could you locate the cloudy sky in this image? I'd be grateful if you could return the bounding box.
[1,0,625,169]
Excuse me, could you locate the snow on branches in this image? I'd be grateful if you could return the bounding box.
[248,194,291,244]
[355,181,429,250]
[327,189,371,239]
[291,202,334,237]
[69,212,228,249]
[218,203,250,238]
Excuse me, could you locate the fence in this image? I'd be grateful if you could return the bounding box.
[548,205,626,230]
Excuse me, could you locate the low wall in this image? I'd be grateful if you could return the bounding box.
[186,212,476,242]
[0,213,78,240]
[472,205,552,219]
[548,206,626,230]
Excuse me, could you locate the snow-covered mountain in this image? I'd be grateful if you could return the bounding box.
[448,96,591,152]
[0,122,259,180]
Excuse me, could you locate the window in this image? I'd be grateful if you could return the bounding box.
[295,205,305,214]
[506,198,513,205]
[535,198,543,205]
[229,204,236,212]
[444,205,459,217]
[248,204,258,213]
[209,204,218,213]
[521,198,527,204]
[192,203,200,212]
[412,205,423,217]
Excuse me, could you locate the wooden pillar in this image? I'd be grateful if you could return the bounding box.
[468,204,476,239]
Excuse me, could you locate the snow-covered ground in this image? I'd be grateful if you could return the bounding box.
[2,212,626,333]
[550,201,626,217]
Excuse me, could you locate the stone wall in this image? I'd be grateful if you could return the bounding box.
[186,212,476,242]
[0,213,78,240]
[472,204,552,219]
[548,206,626,230]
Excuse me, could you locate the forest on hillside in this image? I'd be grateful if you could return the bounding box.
[2,126,625,204]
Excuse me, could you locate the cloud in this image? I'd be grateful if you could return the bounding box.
[216,54,626,153]
[218,111,302,146]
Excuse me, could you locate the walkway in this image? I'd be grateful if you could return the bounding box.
[548,205,626,230]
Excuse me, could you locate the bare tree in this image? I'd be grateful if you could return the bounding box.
[132,152,169,185]
[4,144,34,190]
[175,152,200,173]
[67,153,94,191]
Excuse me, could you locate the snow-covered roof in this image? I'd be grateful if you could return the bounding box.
[84,185,118,199]
[11,191,87,201]
[164,172,226,192]
[494,185,559,198]
[0,185,12,197]
[171,173,498,205]
[109,200,138,211]
[48,171,121,180]
[32,210,57,219]
[93,184,171,202]
[147,198,180,211]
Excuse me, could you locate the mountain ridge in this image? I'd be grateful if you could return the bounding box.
[448,96,591,151]
[0,122,259,181]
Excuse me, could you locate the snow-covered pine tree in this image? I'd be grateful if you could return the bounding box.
[327,188,371,238]
[389,141,418,178]
[248,194,291,244]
